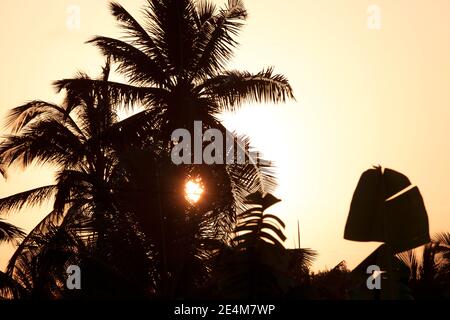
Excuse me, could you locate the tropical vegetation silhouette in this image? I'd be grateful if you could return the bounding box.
[0,0,449,300]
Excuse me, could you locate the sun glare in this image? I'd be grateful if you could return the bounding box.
[185,179,204,204]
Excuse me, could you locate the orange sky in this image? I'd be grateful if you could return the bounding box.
[1,0,450,271]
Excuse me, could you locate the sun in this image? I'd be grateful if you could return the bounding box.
[185,179,205,204]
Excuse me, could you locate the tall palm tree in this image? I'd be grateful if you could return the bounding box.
[54,0,294,213]
[1,0,295,299]
[54,0,295,297]
[0,61,154,298]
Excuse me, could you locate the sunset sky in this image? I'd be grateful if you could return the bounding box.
[1,0,450,271]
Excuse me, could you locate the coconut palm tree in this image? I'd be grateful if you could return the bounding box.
[0,60,155,299]
[53,0,294,297]
[0,0,295,299]
[54,0,294,217]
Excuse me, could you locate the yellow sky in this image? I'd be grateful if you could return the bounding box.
[1,0,450,271]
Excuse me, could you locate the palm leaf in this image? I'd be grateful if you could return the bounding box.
[192,0,247,79]
[0,164,5,179]
[0,119,83,168]
[0,219,26,244]
[434,232,450,246]
[199,67,295,111]
[0,185,57,215]
[6,101,67,133]
[397,249,419,280]
[109,1,165,64]
[54,77,169,112]
[144,0,198,74]
[88,36,168,86]
[0,270,27,299]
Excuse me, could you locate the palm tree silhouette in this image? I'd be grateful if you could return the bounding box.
[53,0,295,232]
[0,60,155,298]
[0,0,301,300]
[51,0,295,297]
[0,1,295,299]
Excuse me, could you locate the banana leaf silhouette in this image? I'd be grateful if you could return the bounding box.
[344,166,430,253]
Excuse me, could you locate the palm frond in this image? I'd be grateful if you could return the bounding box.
[5,100,86,144]
[109,1,165,63]
[224,132,278,206]
[0,185,57,215]
[54,77,169,112]
[0,219,26,244]
[192,0,247,79]
[193,0,217,29]
[88,36,168,86]
[199,67,295,111]
[434,232,450,261]
[434,232,450,247]
[5,101,66,133]
[0,164,5,179]
[0,270,27,299]
[103,109,161,149]
[397,249,419,280]
[0,119,84,168]
[287,247,318,271]
[53,169,94,217]
[6,210,71,276]
[234,192,285,249]
[144,0,198,74]
[7,221,85,297]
